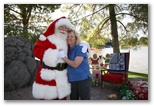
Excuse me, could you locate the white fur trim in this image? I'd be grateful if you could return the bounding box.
[39,34,46,41]
[79,43,87,53]
[80,41,91,57]
[48,34,68,50]
[43,48,58,67]
[32,82,58,100]
[55,69,71,99]
[40,68,56,81]
[47,34,68,63]
[55,18,72,29]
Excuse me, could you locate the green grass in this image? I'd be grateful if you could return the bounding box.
[128,71,148,80]
[90,68,148,80]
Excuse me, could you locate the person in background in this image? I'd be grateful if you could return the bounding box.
[58,29,91,100]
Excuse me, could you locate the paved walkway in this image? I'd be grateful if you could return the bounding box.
[4,78,147,100]
[4,82,122,100]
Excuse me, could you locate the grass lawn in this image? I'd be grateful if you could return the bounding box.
[90,68,148,80]
[128,71,148,80]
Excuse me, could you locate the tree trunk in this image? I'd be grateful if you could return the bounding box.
[20,5,32,33]
[109,4,120,53]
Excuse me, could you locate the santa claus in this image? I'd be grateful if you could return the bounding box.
[32,16,72,100]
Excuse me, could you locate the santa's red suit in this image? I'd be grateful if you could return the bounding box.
[32,17,72,100]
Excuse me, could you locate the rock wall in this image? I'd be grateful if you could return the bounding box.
[4,36,38,91]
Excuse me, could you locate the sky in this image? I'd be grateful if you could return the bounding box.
[51,5,69,20]
[1,0,153,106]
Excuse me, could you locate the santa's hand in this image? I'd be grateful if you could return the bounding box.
[79,43,88,53]
[58,50,66,58]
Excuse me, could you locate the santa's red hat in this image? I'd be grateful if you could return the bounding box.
[39,16,73,41]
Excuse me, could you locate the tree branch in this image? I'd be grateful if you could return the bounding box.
[88,17,110,42]
[116,13,137,18]
[72,4,109,22]
[75,4,83,17]
[94,17,110,36]
[117,20,128,32]
[7,6,22,16]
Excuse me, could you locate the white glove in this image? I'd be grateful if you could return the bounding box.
[79,43,88,53]
[58,50,66,58]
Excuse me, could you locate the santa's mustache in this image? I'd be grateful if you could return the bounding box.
[59,30,67,34]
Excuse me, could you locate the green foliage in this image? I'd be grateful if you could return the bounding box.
[28,33,40,44]
[120,37,138,48]
[62,5,109,33]
[62,4,148,51]
[4,4,148,48]
[4,24,23,37]
[128,4,148,35]
[89,35,107,48]
[120,36,148,48]
[80,24,108,48]
[139,37,148,45]
[4,4,61,44]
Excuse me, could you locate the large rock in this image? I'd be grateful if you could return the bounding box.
[4,36,38,91]
[4,61,31,91]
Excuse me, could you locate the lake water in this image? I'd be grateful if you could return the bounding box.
[90,46,148,74]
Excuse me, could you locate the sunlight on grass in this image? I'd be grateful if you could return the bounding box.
[128,71,148,80]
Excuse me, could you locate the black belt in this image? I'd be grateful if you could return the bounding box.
[42,62,67,71]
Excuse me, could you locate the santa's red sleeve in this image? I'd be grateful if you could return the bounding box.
[33,37,58,67]
[33,40,46,60]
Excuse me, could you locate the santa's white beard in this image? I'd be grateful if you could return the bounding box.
[55,30,67,40]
